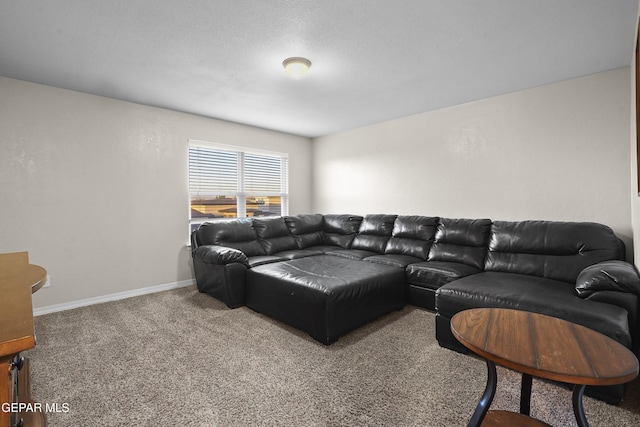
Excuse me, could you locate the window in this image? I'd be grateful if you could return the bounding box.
[188,141,289,232]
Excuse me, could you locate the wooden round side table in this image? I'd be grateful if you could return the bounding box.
[451,308,639,427]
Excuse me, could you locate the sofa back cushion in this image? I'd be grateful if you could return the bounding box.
[323,214,364,248]
[252,217,298,255]
[485,220,625,283]
[193,218,265,256]
[351,214,398,253]
[385,215,439,260]
[284,214,325,248]
[428,218,492,269]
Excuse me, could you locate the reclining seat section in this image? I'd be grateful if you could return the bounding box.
[436,220,627,350]
[253,216,301,258]
[282,213,337,255]
[257,214,363,259]
[366,215,439,268]
[328,214,397,260]
[406,218,492,309]
[435,220,632,403]
[190,218,261,308]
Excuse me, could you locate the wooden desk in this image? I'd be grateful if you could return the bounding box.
[0,252,46,427]
[451,308,639,427]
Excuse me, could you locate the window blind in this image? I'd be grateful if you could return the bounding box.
[244,153,288,194]
[188,146,238,195]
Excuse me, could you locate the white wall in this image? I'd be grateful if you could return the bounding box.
[313,68,633,258]
[1,66,633,310]
[0,77,312,309]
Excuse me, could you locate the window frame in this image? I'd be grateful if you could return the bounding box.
[188,139,289,230]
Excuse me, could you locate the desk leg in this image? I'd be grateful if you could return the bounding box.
[572,385,590,427]
[520,373,532,415]
[467,360,497,427]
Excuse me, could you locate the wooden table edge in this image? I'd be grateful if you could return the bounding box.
[28,264,47,293]
[450,308,640,386]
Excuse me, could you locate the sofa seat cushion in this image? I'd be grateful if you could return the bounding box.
[245,255,406,344]
[273,249,326,260]
[364,254,423,268]
[304,245,344,254]
[326,248,378,260]
[436,272,632,348]
[272,245,343,260]
[247,255,289,268]
[406,261,481,290]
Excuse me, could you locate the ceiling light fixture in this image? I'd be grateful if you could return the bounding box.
[283,57,311,79]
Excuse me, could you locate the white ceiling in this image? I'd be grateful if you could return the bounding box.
[0,1,638,138]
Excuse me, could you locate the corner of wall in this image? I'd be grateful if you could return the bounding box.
[632,5,640,266]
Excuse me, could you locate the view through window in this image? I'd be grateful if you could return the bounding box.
[189,142,289,232]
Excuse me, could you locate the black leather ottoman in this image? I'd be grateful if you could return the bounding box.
[245,255,406,344]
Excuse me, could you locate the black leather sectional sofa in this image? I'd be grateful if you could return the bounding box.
[190,213,640,403]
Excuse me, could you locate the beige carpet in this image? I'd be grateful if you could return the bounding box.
[27,286,640,426]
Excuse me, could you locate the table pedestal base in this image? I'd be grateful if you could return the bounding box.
[467,360,497,426]
[572,385,589,427]
[467,361,591,427]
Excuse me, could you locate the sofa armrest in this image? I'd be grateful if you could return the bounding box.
[585,290,638,313]
[576,260,640,297]
[585,290,640,357]
[193,245,249,267]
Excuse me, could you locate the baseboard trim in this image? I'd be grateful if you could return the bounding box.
[33,279,196,316]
